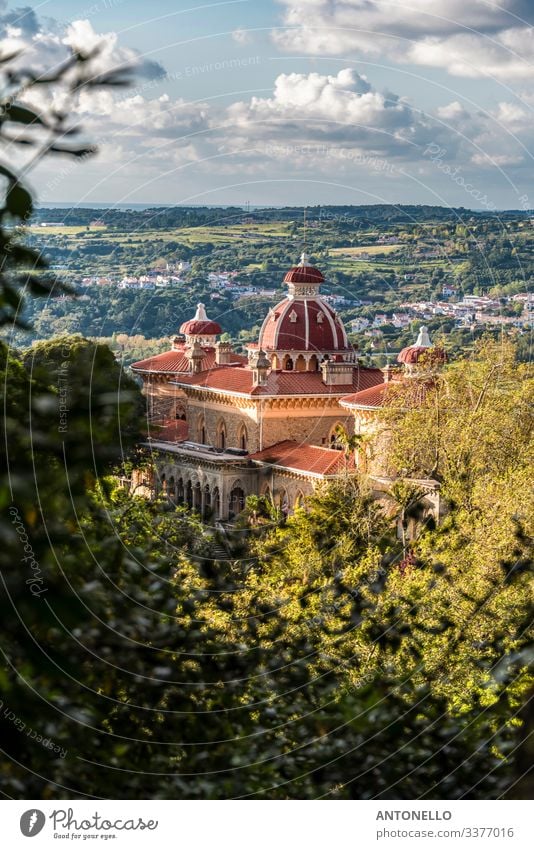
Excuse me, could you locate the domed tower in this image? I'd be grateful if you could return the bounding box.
[398,326,446,375]
[256,253,355,373]
[179,303,222,347]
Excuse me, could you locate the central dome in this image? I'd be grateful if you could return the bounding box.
[258,253,351,356]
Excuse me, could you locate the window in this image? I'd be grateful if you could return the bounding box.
[238,423,248,452]
[216,420,226,450]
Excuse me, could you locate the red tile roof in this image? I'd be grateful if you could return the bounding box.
[340,381,391,409]
[146,419,189,442]
[341,377,433,409]
[249,440,353,476]
[174,365,384,397]
[131,347,246,374]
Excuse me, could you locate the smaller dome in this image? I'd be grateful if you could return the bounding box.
[398,346,427,365]
[180,303,222,336]
[398,326,446,366]
[398,326,430,364]
[283,251,324,285]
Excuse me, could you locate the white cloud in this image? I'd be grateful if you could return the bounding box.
[224,68,434,159]
[273,0,534,79]
[0,10,165,80]
[232,28,252,45]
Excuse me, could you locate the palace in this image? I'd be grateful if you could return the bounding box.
[131,253,442,523]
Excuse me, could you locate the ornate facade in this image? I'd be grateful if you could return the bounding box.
[131,256,442,524]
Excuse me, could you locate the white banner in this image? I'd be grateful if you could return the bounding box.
[2,800,531,848]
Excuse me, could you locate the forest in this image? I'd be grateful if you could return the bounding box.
[1,332,532,798]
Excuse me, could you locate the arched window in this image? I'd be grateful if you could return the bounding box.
[271,354,279,370]
[216,420,226,450]
[197,414,206,444]
[295,354,306,372]
[261,483,273,506]
[238,423,248,452]
[204,484,211,509]
[168,475,175,502]
[308,354,319,372]
[295,490,305,510]
[278,489,290,517]
[212,487,220,519]
[283,355,293,371]
[229,483,245,518]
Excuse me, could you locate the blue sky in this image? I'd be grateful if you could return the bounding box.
[4,1,534,207]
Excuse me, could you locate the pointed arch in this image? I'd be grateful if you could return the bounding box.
[238,422,248,452]
[295,490,305,510]
[229,481,245,518]
[329,422,345,450]
[197,413,206,444]
[295,354,306,372]
[282,354,293,371]
[212,486,220,519]
[308,354,319,372]
[216,418,227,450]
[278,488,290,517]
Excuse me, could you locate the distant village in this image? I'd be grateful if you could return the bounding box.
[77,260,533,335]
[352,291,533,335]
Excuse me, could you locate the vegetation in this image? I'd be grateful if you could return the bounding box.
[1,47,532,802]
[2,342,532,797]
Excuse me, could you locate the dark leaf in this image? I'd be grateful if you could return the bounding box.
[0,50,22,64]
[2,104,46,126]
[48,144,97,158]
[5,183,33,219]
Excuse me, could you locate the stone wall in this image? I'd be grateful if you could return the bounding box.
[142,377,186,421]
[262,410,354,448]
[187,401,260,451]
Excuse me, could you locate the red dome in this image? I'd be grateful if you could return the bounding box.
[283,265,324,285]
[397,345,427,365]
[180,303,221,337]
[398,345,446,366]
[180,318,222,336]
[258,297,349,353]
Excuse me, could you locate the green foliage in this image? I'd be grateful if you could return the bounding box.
[0,47,532,803]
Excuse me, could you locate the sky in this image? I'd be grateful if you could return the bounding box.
[2,0,534,208]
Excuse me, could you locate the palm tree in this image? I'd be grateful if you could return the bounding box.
[332,424,365,472]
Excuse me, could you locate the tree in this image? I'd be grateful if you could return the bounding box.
[22,335,144,474]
